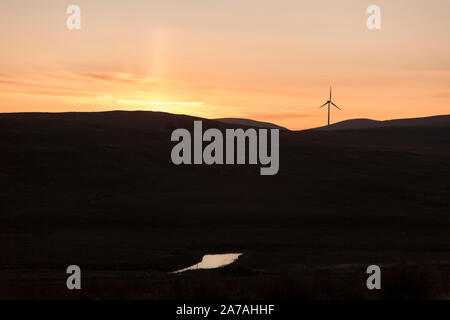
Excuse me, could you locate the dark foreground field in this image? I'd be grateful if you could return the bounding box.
[0,111,449,299]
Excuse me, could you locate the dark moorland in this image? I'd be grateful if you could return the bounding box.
[0,111,449,299]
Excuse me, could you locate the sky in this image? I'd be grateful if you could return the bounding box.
[0,0,449,130]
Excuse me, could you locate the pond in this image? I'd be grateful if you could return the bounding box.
[172,253,243,273]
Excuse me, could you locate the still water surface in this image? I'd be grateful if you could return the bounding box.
[173,253,243,273]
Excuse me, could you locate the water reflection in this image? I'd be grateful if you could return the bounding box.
[173,253,243,273]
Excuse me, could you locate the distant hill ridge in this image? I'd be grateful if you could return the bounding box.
[214,118,288,130]
[1,111,449,132]
[310,115,450,131]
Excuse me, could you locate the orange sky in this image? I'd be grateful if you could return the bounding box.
[1,0,449,129]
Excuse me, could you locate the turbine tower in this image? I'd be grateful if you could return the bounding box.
[319,87,342,126]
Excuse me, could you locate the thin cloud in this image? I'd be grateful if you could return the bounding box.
[0,79,79,92]
[431,92,450,99]
[74,72,155,85]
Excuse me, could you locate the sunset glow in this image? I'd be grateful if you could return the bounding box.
[1,0,449,129]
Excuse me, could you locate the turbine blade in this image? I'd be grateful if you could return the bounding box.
[331,101,341,110]
[319,102,328,109]
[329,87,332,100]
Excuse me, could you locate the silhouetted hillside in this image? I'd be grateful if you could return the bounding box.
[0,111,231,133]
[0,111,449,299]
[311,115,450,131]
[214,118,288,130]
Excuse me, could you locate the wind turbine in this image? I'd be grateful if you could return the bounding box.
[319,87,342,126]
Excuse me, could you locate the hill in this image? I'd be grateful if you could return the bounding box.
[311,115,450,131]
[214,118,288,130]
[0,111,449,299]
